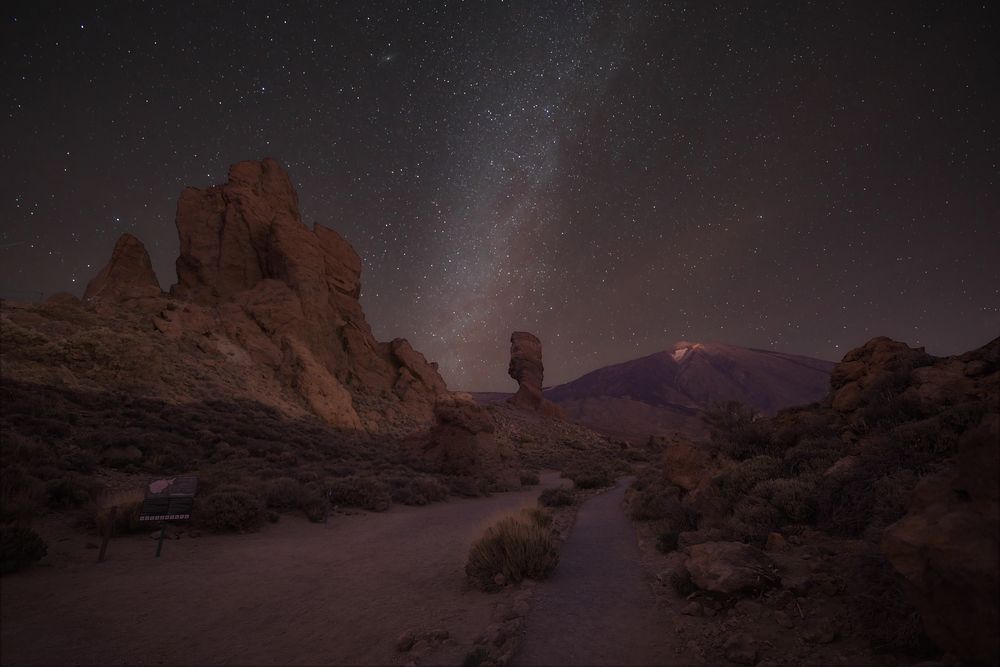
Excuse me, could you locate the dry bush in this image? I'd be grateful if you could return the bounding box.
[465,515,558,591]
[389,476,449,506]
[45,473,101,509]
[704,401,778,459]
[328,476,391,511]
[94,488,145,536]
[711,456,784,505]
[519,470,540,486]
[538,487,574,507]
[726,497,782,545]
[0,525,47,574]
[782,437,847,475]
[626,476,687,527]
[521,506,552,528]
[656,529,680,553]
[0,465,45,522]
[564,466,613,489]
[196,488,266,533]
[750,476,819,524]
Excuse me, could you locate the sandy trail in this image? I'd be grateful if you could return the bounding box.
[515,478,692,666]
[1,473,562,666]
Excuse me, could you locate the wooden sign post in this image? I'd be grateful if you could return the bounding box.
[138,476,198,558]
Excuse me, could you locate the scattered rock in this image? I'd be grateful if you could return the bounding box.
[764,532,788,552]
[685,541,778,594]
[493,573,507,588]
[396,630,416,652]
[681,601,704,616]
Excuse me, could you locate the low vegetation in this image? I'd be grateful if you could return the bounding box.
[465,511,559,591]
[0,525,47,574]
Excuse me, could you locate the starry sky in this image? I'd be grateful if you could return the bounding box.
[2,1,998,391]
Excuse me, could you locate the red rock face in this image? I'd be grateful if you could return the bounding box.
[83,233,161,301]
[85,158,448,433]
[507,331,563,417]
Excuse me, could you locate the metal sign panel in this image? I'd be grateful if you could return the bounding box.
[139,476,198,522]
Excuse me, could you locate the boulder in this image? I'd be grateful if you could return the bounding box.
[882,413,1000,665]
[84,233,161,301]
[507,331,563,417]
[406,395,500,475]
[662,439,717,491]
[685,541,778,594]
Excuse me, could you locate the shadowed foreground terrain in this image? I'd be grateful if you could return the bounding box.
[1,473,562,666]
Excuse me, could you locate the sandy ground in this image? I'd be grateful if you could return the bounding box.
[1,473,563,666]
[514,478,695,666]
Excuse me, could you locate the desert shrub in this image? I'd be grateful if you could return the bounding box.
[465,515,558,591]
[870,470,919,530]
[704,401,777,459]
[783,437,847,475]
[521,507,553,528]
[389,476,449,506]
[656,529,680,553]
[565,466,613,489]
[0,525,48,574]
[197,489,266,533]
[538,487,574,507]
[816,470,876,537]
[462,646,490,667]
[328,476,391,511]
[712,456,784,504]
[856,372,924,432]
[264,477,310,509]
[626,479,687,527]
[447,475,491,498]
[727,497,783,545]
[519,470,540,486]
[46,474,101,509]
[94,489,145,535]
[669,564,696,596]
[750,476,818,524]
[0,465,45,521]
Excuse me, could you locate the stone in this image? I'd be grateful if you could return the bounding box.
[681,601,703,616]
[685,542,778,594]
[764,532,788,552]
[396,630,416,652]
[84,233,161,301]
[507,331,563,417]
[722,633,757,665]
[663,440,717,491]
[493,573,507,588]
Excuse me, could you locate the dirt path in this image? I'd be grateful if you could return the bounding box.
[514,478,693,666]
[1,473,562,666]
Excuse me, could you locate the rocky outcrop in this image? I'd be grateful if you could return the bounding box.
[882,413,1000,665]
[507,331,562,417]
[684,541,778,594]
[84,233,161,301]
[406,394,506,475]
[828,337,933,413]
[82,158,447,433]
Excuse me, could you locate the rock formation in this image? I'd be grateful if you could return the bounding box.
[83,158,448,433]
[406,394,507,475]
[83,233,161,301]
[880,339,1000,665]
[507,331,562,417]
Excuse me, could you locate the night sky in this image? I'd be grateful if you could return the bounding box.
[2,2,998,391]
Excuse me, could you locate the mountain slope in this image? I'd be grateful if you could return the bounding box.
[542,342,836,440]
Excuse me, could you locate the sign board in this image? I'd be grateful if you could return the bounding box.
[138,476,198,522]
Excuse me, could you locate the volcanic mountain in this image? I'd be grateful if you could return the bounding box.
[484,342,835,440]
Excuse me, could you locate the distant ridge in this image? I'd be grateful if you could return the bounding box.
[472,341,835,440]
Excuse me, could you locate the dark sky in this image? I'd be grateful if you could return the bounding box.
[2,2,998,391]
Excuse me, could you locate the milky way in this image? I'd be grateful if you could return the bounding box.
[2,2,998,390]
